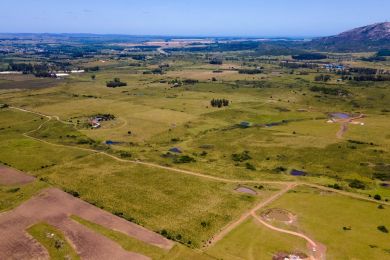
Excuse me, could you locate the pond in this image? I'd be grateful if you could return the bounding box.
[235,186,257,195]
[330,113,350,119]
[290,169,307,176]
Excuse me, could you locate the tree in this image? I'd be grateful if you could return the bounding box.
[91,74,96,80]
[374,194,382,201]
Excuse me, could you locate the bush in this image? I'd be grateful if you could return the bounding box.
[374,194,382,200]
[65,189,80,198]
[119,151,132,158]
[173,155,196,164]
[274,166,287,173]
[328,183,342,190]
[245,163,256,171]
[182,79,199,85]
[348,179,366,190]
[377,225,388,233]
[232,151,251,162]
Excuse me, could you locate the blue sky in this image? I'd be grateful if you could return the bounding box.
[1,0,389,37]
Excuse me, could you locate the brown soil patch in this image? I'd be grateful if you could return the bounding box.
[261,208,296,224]
[0,165,35,185]
[0,188,173,259]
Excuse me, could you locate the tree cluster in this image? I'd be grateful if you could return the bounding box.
[314,74,331,82]
[310,86,349,96]
[106,78,127,88]
[209,57,223,65]
[210,98,229,108]
[292,53,327,60]
[238,69,262,74]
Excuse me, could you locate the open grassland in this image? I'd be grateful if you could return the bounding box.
[266,186,390,259]
[206,218,309,259]
[0,53,390,258]
[36,153,281,248]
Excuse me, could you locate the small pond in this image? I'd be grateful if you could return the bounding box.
[235,186,257,195]
[290,169,307,176]
[330,113,350,119]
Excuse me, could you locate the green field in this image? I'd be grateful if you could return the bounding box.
[266,186,390,259]
[207,218,309,259]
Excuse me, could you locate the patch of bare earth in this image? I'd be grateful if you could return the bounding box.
[0,188,173,260]
[273,251,308,260]
[0,165,35,185]
[261,208,296,225]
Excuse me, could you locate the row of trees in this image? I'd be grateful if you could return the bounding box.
[342,75,390,82]
[238,68,262,74]
[310,86,350,96]
[210,98,229,108]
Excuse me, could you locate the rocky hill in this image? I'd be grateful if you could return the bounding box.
[310,22,390,51]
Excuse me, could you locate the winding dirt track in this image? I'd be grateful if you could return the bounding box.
[252,214,326,260]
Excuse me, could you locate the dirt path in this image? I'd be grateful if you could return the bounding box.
[0,188,173,259]
[207,183,297,246]
[336,122,348,139]
[252,214,326,260]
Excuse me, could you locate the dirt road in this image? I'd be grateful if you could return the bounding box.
[336,122,348,139]
[252,213,326,260]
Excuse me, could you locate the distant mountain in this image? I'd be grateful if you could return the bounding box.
[310,22,390,51]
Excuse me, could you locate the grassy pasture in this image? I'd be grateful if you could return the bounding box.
[0,52,390,258]
[206,218,309,259]
[36,153,281,248]
[266,186,390,259]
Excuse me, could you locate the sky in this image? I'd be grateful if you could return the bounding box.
[1,0,389,37]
